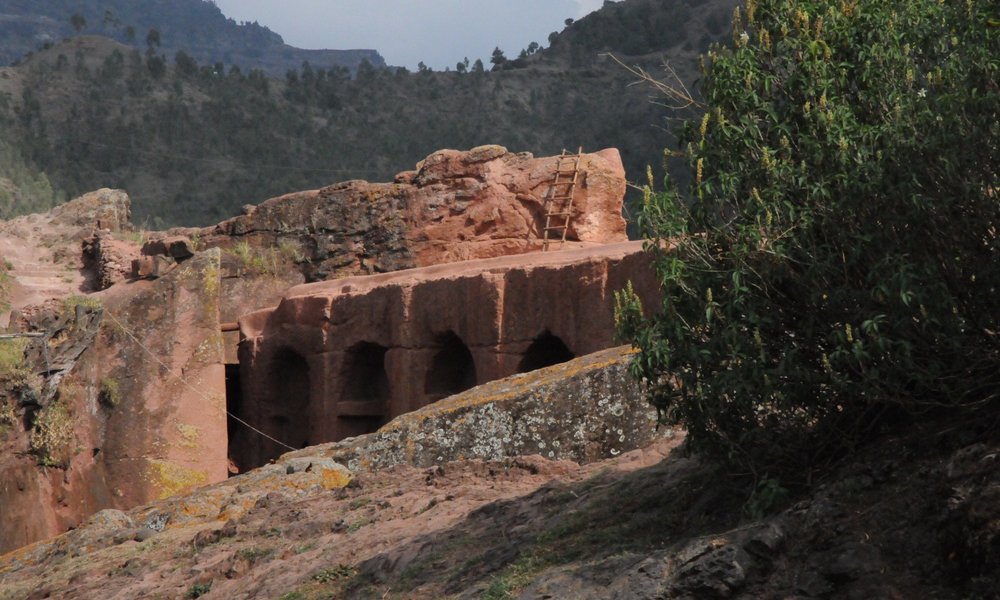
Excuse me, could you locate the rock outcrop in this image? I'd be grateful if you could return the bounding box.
[48,188,131,233]
[0,189,136,328]
[0,348,665,600]
[199,145,628,282]
[0,146,642,555]
[286,345,661,472]
[0,251,227,554]
[234,241,660,469]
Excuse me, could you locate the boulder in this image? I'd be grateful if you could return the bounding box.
[279,345,663,472]
[49,189,131,232]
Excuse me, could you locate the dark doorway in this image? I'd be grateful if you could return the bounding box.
[338,342,390,438]
[424,332,477,402]
[268,348,312,451]
[518,331,575,373]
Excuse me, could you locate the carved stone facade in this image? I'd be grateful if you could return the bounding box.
[233,241,659,469]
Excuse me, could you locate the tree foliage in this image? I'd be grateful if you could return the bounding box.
[618,0,1000,475]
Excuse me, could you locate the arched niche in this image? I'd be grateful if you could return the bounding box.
[517,331,575,373]
[267,347,312,450]
[337,341,390,437]
[424,331,477,402]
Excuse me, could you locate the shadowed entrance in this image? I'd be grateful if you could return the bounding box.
[424,331,477,402]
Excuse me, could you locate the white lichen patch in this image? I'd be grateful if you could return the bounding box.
[329,347,663,472]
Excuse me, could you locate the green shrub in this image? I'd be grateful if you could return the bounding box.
[0,399,17,432]
[236,546,274,564]
[225,240,283,277]
[29,401,75,468]
[312,564,357,583]
[61,295,102,313]
[185,582,211,599]
[619,0,999,475]
[99,378,121,408]
[0,338,28,380]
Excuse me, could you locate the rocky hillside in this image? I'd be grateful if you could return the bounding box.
[2,363,998,599]
[0,0,737,227]
[0,0,384,76]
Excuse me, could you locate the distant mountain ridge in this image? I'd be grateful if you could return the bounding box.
[0,0,385,75]
[0,0,737,227]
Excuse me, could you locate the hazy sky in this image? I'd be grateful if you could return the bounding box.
[212,0,604,70]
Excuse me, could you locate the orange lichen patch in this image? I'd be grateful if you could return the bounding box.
[174,488,232,521]
[216,496,258,523]
[318,466,353,490]
[148,460,209,500]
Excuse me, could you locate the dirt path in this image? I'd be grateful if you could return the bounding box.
[0,212,90,327]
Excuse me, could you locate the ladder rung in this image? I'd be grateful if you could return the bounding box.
[544,226,567,231]
[546,211,572,216]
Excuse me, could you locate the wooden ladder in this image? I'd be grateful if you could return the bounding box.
[542,147,583,251]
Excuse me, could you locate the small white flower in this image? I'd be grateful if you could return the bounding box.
[917,88,927,98]
[739,32,750,45]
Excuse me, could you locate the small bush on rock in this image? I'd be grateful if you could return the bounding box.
[618,0,999,476]
[99,378,121,408]
[29,401,75,468]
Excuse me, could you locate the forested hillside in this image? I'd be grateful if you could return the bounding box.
[0,0,384,76]
[0,0,736,227]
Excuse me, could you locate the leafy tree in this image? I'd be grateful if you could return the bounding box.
[146,54,166,78]
[102,10,119,29]
[174,50,198,76]
[618,0,1000,476]
[146,28,161,49]
[490,47,507,69]
[69,13,86,33]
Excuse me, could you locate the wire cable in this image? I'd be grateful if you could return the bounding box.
[102,309,297,452]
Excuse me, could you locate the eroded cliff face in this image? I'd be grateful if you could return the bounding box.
[0,251,227,554]
[0,347,668,600]
[197,145,628,282]
[0,144,638,555]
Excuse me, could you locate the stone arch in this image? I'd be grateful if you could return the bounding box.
[424,331,477,402]
[267,347,312,450]
[517,331,575,373]
[338,341,390,437]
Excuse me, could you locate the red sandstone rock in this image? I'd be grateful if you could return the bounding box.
[82,233,142,290]
[199,145,628,282]
[234,241,660,468]
[0,147,640,555]
[0,251,227,554]
[48,188,131,232]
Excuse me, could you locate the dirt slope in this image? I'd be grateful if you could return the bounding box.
[2,415,999,600]
[0,211,90,327]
